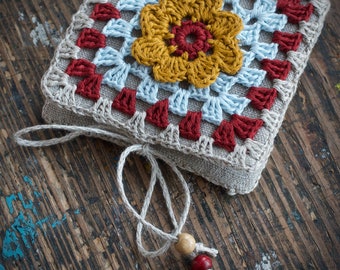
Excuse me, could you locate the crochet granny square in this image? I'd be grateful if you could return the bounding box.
[41,0,330,195]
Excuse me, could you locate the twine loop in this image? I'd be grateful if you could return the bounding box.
[14,124,218,257]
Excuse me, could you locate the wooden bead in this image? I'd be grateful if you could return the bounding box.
[174,233,196,255]
[191,254,213,270]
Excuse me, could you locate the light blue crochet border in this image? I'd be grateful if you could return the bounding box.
[92,0,287,126]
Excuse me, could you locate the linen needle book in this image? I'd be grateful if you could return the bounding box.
[27,0,329,194]
[15,0,329,265]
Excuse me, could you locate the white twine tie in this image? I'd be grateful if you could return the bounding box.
[14,124,218,258]
[117,144,190,257]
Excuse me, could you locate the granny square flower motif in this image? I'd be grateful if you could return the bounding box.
[131,0,243,88]
[41,0,330,194]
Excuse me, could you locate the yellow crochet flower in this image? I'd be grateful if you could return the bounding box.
[131,0,243,88]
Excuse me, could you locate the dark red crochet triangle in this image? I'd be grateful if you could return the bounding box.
[272,31,303,53]
[277,0,314,24]
[231,114,263,140]
[65,59,96,77]
[146,99,170,129]
[90,3,121,21]
[212,120,236,152]
[76,74,103,101]
[246,87,277,110]
[179,111,202,141]
[261,59,291,81]
[112,87,136,116]
[76,28,106,49]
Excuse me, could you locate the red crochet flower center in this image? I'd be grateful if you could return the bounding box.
[170,20,212,60]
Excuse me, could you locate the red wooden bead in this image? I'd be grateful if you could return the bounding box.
[191,255,213,270]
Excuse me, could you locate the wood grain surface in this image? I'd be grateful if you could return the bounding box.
[0,0,339,269]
